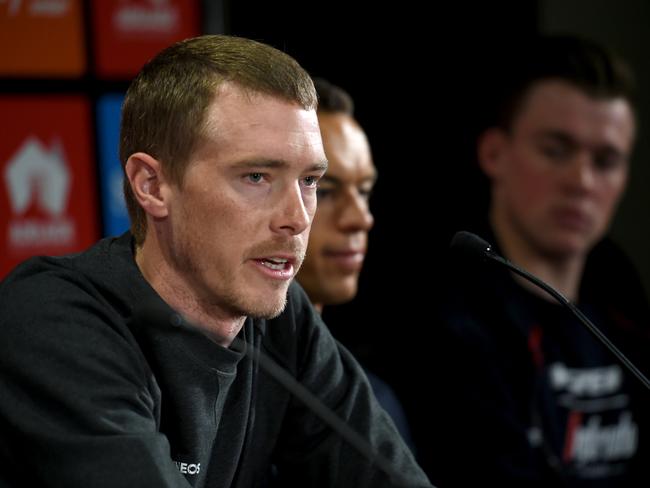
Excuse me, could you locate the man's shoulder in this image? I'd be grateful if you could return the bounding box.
[0,233,138,330]
[4,233,125,285]
[584,237,649,308]
[585,237,641,286]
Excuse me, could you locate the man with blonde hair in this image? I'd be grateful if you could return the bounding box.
[0,35,431,487]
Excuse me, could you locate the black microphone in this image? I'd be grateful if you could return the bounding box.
[451,230,650,391]
[136,301,416,487]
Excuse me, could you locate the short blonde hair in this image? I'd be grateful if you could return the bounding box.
[119,35,317,244]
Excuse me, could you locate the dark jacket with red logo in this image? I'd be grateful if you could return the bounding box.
[401,229,650,487]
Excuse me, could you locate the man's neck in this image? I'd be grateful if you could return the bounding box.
[509,251,584,302]
[134,233,246,347]
[490,216,585,302]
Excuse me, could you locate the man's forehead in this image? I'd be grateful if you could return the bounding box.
[203,88,320,138]
[191,94,324,170]
[514,81,634,141]
[518,80,633,121]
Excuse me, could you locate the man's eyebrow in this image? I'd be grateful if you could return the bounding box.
[537,130,626,155]
[310,160,329,173]
[229,159,329,172]
[537,130,576,144]
[230,160,289,169]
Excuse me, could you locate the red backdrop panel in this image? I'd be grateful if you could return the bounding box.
[92,0,200,79]
[0,96,99,278]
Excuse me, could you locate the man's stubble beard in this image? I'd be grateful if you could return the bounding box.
[171,230,305,320]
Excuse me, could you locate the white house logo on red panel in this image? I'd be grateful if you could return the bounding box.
[4,136,75,247]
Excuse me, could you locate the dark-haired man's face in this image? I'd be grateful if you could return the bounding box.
[297,112,376,308]
[482,80,634,261]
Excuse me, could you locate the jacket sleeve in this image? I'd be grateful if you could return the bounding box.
[268,284,433,488]
[0,264,191,487]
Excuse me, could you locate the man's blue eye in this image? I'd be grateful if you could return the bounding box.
[303,176,318,187]
[248,173,263,183]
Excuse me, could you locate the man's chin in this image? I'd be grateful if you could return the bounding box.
[541,236,593,261]
[244,294,289,320]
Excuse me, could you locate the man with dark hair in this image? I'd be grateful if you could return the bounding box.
[0,35,431,487]
[297,78,414,451]
[402,35,650,486]
[297,77,374,308]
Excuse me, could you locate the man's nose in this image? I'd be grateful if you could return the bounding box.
[337,191,374,232]
[271,182,311,236]
[562,152,596,193]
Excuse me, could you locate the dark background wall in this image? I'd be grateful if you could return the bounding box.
[225,0,650,356]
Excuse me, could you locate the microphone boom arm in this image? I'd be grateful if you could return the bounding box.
[485,245,650,392]
[450,231,650,392]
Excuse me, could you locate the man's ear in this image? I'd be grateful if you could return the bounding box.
[477,127,508,180]
[125,152,169,219]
